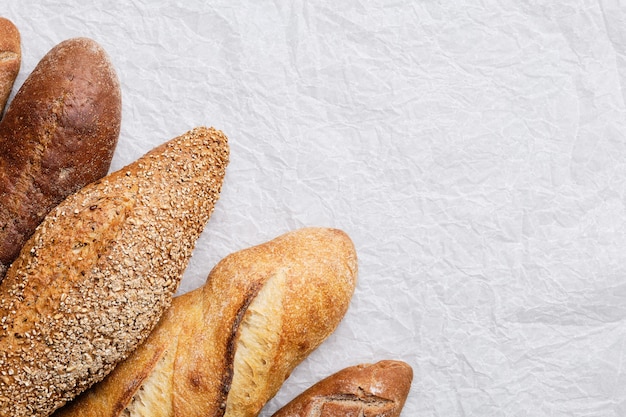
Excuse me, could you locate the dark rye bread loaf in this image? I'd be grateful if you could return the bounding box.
[0,37,121,279]
[0,17,20,114]
[0,127,229,417]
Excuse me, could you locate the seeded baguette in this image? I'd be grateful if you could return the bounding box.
[0,37,121,280]
[53,227,358,417]
[0,126,229,417]
[0,17,20,114]
[271,360,413,417]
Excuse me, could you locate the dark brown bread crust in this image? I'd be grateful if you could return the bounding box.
[0,17,21,114]
[0,37,121,279]
[271,360,413,417]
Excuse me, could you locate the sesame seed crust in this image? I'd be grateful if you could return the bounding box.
[0,126,229,417]
[51,227,358,417]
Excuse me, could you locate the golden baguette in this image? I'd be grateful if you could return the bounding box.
[271,360,413,417]
[0,17,20,114]
[53,227,358,417]
[0,126,229,417]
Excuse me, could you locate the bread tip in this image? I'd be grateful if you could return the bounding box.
[375,359,414,384]
[0,17,20,38]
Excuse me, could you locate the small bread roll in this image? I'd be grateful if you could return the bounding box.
[272,360,413,417]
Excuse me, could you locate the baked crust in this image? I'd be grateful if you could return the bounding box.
[0,126,229,417]
[0,37,121,279]
[53,227,358,417]
[271,360,413,417]
[0,17,20,114]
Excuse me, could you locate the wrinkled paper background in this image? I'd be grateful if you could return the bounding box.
[6,1,626,415]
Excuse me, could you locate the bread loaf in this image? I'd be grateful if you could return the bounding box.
[0,37,121,279]
[0,126,229,417]
[0,17,20,114]
[53,227,358,417]
[271,360,413,417]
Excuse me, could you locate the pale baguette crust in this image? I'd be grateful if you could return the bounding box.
[0,37,121,279]
[0,17,20,114]
[53,227,358,417]
[0,127,229,417]
[271,360,413,417]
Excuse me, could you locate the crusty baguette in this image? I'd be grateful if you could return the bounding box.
[0,17,20,114]
[271,360,413,417]
[0,37,121,279]
[0,126,229,417]
[53,227,358,417]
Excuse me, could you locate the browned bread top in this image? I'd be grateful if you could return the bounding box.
[0,37,121,279]
[0,16,20,114]
[0,126,229,417]
[52,227,357,417]
[223,227,358,417]
[271,360,413,417]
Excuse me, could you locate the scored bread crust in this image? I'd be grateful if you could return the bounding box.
[0,127,229,417]
[271,360,413,417]
[0,17,20,114]
[0,37,122,279]
[53,227,358,417]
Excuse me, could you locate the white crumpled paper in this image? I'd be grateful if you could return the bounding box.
[6,0,626,415]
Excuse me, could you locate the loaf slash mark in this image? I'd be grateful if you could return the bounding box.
[122,347,175,417]
[115,346,167,416]
[220,282,264,404]
[307,390,395,417]
[224,268,287,416]
[0,51,19,62]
